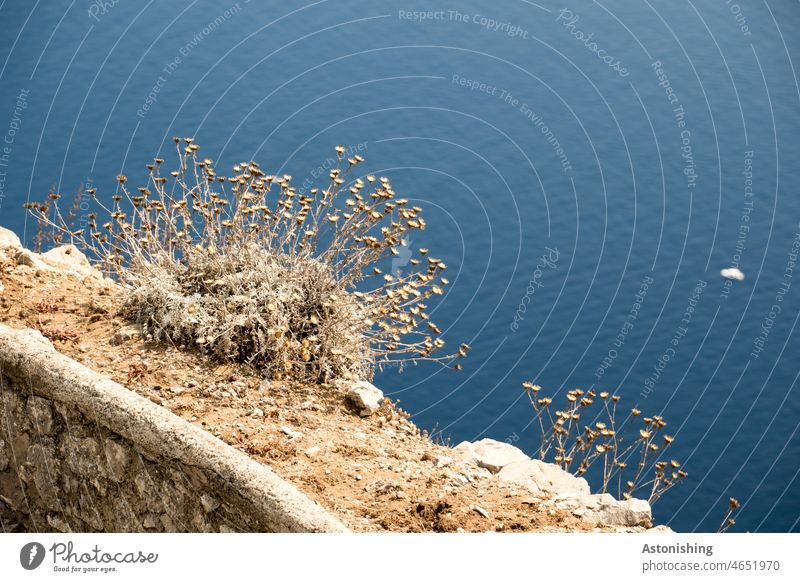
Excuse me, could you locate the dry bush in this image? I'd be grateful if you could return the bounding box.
[523,383,686,505]
[28,139,467,383]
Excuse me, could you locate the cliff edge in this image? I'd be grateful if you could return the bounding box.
[0,226,671,533]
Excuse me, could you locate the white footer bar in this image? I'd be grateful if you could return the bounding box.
[1,533,797,581]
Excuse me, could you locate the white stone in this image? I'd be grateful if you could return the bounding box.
[41,244,90,269]
[304,446,321,458]
[345,380,384,416]
[496,459,590,497]
[453,438,530,474]
[0,227,21,250]
[15,248,50,269]
[462,464,493,481]
[720,267,745,281]
[110,324,142,346]
[548,493,652,527]
[473,505,490,518]
[433,455,454,468]
[40,244,108,282]
[281,425,302,439]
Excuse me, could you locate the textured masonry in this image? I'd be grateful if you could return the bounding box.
[0,324,348,533]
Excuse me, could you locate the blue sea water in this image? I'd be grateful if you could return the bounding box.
[0,0,798,532]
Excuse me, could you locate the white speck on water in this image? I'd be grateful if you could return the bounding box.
[720,267,745,281]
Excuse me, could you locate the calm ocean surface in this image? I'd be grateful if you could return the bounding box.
[1,0,798,532]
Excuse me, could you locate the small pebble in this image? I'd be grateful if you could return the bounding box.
[473,505,490,519]
[281,425,301,438]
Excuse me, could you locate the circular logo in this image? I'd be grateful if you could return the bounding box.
[20,542,46,570]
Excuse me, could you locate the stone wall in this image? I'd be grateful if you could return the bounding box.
[0,324,347,533]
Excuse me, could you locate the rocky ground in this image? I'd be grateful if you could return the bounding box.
[0,227,671,533]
